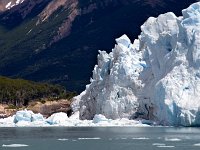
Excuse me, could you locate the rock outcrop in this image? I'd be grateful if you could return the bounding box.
[0,100,71,118]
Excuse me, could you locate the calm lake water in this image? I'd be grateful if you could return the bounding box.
[0,127,200,150]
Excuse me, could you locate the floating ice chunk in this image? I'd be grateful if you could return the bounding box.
[58,139,69,141]
[46,112,68,125]
[14,110,44,124]
[193,143,200,146]
[2,144,29,147]
[165,138,182,141]
[0,110,150,127]
[32,113,44,122]
[14,110,34,123]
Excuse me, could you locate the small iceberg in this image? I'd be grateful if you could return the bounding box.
[57,139,69,141]
[2,144,29,147]
[157,145,175,148]
[165,138,182,141]
[193,143,200,146]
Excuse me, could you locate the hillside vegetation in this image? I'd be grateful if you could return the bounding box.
[0,76,76,107]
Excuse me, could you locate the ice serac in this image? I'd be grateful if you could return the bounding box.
[76,34,145,120]
[73,2,200,126]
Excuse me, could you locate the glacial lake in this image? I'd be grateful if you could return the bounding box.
[0,127,200,150]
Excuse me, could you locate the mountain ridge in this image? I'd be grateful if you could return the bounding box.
[0,0,198,92]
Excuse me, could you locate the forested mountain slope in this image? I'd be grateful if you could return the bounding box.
[0,0,197,92]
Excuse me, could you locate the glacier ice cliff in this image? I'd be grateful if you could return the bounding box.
[73,2,200,126]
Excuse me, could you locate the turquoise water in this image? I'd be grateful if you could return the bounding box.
[0,127,200,150]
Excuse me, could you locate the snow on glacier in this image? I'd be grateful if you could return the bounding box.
[5,2,12,9]
[5,0,25,10]
[72,2,200,126]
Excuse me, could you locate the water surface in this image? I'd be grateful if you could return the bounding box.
[0,127,200,150]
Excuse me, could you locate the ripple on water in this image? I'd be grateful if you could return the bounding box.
[157,145,175,148]
[78,137,101,140]
[132,137,150,140]
[152,143,166,146]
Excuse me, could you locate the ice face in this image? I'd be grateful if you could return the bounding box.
[143,2,200,126]
[73,2,200,126]
[74,34,144,120]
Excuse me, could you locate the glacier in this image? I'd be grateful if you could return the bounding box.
[1,2,200,127]
[72,2,200,126]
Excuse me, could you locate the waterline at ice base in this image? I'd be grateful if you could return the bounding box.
[2,2,200,127]
[0,110,151,127]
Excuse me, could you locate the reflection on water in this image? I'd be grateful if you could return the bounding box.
[0,127,200,150]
